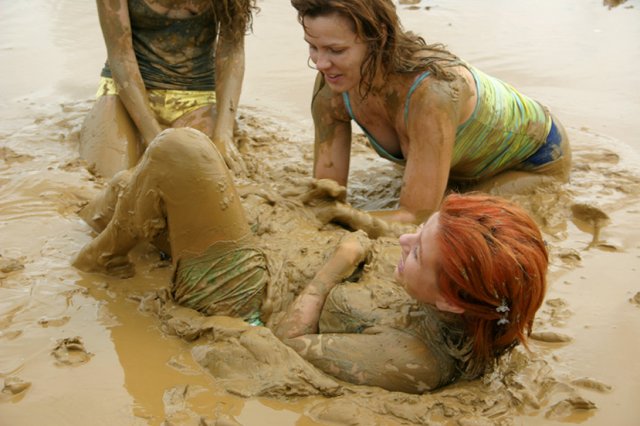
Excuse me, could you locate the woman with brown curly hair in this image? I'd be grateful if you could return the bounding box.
[291,0,571,227]
[79,0,257,178]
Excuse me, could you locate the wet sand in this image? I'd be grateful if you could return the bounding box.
[1,1,640,425]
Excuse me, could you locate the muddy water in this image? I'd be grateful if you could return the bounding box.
[1,0,639,425]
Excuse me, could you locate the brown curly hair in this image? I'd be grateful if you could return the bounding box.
[211,0,259,41]
[291,0,458,97]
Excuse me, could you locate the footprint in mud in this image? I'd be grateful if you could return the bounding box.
[51,336,94,366]
[571,377,613,393]
[38,316,71,328]
[545,396,597,420]
[543,298,573,327]
[2,376,32,397]
[570,203,611,248]
[555,248,582,267]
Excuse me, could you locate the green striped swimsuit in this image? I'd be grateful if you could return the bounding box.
[342,66,552,180]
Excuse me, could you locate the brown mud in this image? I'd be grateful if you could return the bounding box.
[1,0,640,425]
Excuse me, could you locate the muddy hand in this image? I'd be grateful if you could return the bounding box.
[290,179,396,238]
[214,135,247,177]
[291,178,351,225]
[299,178,347,204]
[332,230,373,281]
[321,203,395,239]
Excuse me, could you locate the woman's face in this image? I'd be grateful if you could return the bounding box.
[395,213,441,306]
[303,13,368,93]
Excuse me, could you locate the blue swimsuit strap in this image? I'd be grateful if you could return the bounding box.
[341,92,405,163]
[342,92,356,120]
[403,71,432,126]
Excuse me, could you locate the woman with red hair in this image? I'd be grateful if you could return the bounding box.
[276,193,548,391]
[435,194,548,371]
[74,128,548,393]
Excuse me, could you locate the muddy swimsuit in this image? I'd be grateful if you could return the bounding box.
[343,65,566,181]
[101,0,217,90]
[172,234,268,327]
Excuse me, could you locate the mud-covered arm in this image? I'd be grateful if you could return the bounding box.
[295,178,414,238]
[282,327,445,393]
[274,231,370,339]
[311,74,353,186]
[369,80,459,225]
[96,0,163,146]
[212,21,245,159]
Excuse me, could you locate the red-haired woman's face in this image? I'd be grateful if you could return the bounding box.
[396,214,440,304]
[303,13,367,93]
[395,214,462,313]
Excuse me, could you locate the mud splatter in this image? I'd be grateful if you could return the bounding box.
[51,337,94,366]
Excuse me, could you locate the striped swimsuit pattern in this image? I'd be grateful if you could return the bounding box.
[343,65,552,180]
[438,66,552,180]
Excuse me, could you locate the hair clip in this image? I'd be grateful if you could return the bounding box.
[496,299,510,325]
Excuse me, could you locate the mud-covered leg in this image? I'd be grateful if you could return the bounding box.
[72,218,139,278]
[140,127,251,259]
[73,131,177,277]
[72,159,164,278]
[79,169,133,233]
[73,127,251,278]
[79,95,143,179]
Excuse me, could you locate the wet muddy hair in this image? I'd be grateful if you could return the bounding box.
[211,0,258,41]
[435,193,548,376]
[291,0,458,97]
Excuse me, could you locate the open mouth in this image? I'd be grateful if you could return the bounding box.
[325,73,342,82]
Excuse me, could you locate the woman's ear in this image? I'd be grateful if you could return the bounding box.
[435,296,465,314]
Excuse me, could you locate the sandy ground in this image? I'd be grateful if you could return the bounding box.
[1,0,640,425]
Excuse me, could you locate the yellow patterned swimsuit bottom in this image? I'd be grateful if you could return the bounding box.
[96,77,216,125]
[172,234,268,326]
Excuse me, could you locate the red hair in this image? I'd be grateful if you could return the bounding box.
[436,193,548,374]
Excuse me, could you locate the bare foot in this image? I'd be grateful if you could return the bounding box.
[73,243,135,279]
